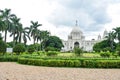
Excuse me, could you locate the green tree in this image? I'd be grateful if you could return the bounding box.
[44,36,64,51]
[106,31,115,52]
[74,47,83,56]
[21,27,31,45]
[27,44,36,54]
[0,33,7,54]
[9,15,21,47]
[13,43,25,55]
[93,40,116,52]
[0,16,4,32]
[29,21,42,44]
[113,27,120,44]
[0,8,15,42]
[40,30,50,50]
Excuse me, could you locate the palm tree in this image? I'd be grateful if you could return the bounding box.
[22,28,31,45]
[19,27,31,45]
[113,27,120,44]
[106,31,115,51]
[0,8,15,42]
[29,21,42,44]
[40,30,50,50]
[0,16,4,32]
[9,15,21,46]
[10,15,29,47]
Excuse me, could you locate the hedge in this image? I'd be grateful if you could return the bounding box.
[0,56,18,62]
[83,60,120,68]
[0,55,120,68]
[18,58,120,68]
[18,58,81,67]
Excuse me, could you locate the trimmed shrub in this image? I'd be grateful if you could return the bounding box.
[46,51,59,56]
[18,58,81,67]
[13,43,26,55]
[0,55,18,62]
[96,60,120,68]
[18,57,120,68]
[100,51,111,58]
[83,60,120,68]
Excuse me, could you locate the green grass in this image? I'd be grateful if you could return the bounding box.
[58,52,101,58]
[58,53,75,57]
[82,53,100,58]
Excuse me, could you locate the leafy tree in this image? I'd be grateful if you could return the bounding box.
[93,40,116,52]
[13,43,25,55]
[45,46,57,52]
[44,36,64,51]
[7,41,14,47]
[27,45,36,54]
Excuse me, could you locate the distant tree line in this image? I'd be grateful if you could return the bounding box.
[93,27,120,54]
[0,8,63,53]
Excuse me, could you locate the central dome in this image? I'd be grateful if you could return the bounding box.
[68,21,85,40]
[71,26,82,34]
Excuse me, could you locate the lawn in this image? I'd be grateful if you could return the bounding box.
[58,52,100,58]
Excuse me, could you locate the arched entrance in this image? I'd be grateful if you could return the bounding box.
[74,42,79,48]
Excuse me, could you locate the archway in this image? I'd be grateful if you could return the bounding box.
[74,42,79,48]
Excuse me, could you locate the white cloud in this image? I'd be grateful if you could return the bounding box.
[0,0,120,44]
[104,3,120,31]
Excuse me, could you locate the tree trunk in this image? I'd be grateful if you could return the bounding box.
[19,32,22,43]
[4,30,7,42]
[13,34,15,47]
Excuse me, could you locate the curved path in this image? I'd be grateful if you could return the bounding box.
[0,62,120,80]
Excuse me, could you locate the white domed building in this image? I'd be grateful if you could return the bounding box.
[61,21,108,52]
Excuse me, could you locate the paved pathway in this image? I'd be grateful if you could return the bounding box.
[0,62,120,80]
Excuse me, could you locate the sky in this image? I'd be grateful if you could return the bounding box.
[0,0,120,44]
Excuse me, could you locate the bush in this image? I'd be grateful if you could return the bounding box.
[0,55,18,62]
[83,60,120,68]
[45,47,57,52]
[18,58,81,67]
[18,57,120,68]
[74,47,83,56]
[100,51,111,58]
[46,51,59,56]
[27,45,36,54]
[13,43,26,55]
[0,40,7,54]
[116,45,120,56]
[96,60,120,68]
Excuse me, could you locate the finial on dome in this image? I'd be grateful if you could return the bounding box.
[75,20,78,26]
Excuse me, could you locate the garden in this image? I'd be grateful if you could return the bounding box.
[0,50,120,68]
[0,8,120,68]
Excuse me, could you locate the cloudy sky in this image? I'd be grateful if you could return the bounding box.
[0,0,120,43]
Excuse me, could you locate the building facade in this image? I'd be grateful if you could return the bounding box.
[61,22,108,52]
